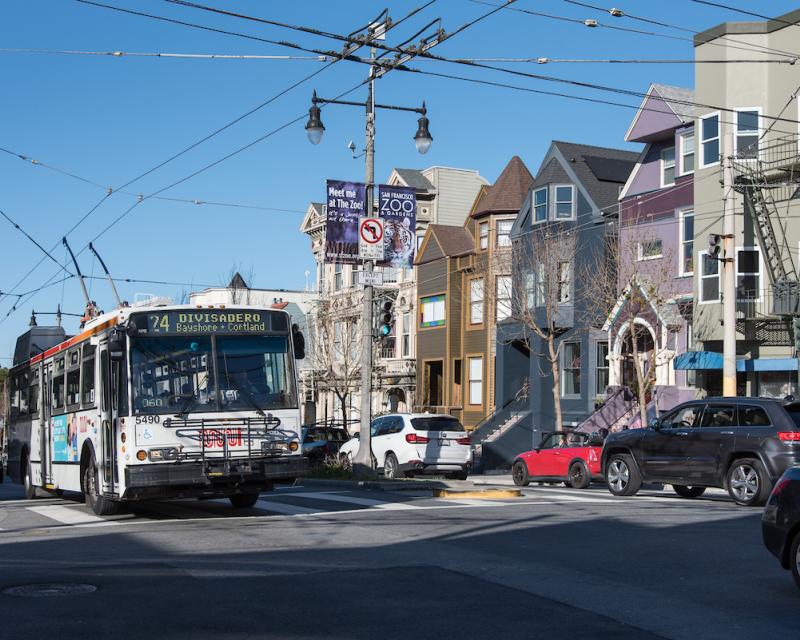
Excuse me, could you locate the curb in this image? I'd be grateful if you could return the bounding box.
[433,488,522,499]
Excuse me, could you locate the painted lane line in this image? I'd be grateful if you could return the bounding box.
[443,499,511,507]
[254,500,319,516]
[289,491,422,510]
[26,505,118,526]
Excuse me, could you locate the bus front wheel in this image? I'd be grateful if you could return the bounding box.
[83,457,120,516]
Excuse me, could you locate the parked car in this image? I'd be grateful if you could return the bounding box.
[602,398,800,506]
[338,413,471,479]
[302,425,351,465]
[762,465,800,590]
[512,430,605,489]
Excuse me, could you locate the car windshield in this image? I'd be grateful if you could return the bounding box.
[540,432,586,449]
[410,416,465,432]
[131,335,296,415]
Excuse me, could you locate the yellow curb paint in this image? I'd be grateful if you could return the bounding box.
[433,488,522,500]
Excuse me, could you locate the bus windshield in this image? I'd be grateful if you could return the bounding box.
[131,335,296,415]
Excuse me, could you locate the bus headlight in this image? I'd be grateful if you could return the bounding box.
[289,441,299,452]
[148,447,179,462]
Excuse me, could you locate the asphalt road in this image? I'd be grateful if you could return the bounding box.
[0,477,796,640]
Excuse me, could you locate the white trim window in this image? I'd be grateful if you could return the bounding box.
[401,311,411,357]
[699,251,720,303]
[533,187,548,223]
[479,222,488,250]
[469,278,484,325]
[736,247,761,301]
[679,208,695,276]
[638,238,663,261]
[468,357,483,405]
[554,185,575,220]
[661,146,676,186]
[596,341,609,397]
[496,219,513,247]
[700,113,720,168]
[735,108,761,159]
[525,271,536,309]
[496,275,512,321]
[535,262,547,307]
[680,131,695,174]
[334,263,343,290]
[561,341,581,397]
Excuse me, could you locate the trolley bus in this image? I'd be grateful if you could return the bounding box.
[5,299,306,514]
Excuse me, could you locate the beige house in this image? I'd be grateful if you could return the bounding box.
[691,9,800,397]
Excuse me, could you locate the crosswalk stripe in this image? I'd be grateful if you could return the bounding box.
[254,500,319,516]
[290,491,421,510]
[444,499,511,507]
[26,505,117,526]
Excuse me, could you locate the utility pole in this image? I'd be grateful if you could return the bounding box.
[722,131,737,397]
[353,49,377,477]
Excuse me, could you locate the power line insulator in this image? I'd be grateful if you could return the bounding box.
[584,19,599,28]
[609,8,624,18]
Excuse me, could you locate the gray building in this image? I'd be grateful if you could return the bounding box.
[480,141,636,469]
[689,9,800,397]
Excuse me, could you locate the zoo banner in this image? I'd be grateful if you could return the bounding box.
[377,184,416,269]
[324,179,365,264]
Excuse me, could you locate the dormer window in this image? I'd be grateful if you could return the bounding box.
[533,187,548,223]
[554,185,575,220]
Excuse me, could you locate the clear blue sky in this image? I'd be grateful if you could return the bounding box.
[2,0,799,362]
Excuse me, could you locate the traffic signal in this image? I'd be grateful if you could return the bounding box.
[793,316,800,352]
[708,233,722,258]
[378,299,395,337]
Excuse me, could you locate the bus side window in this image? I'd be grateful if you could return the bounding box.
[29,368,40,416]
[52,356,66,413]
[19,370,30,416]
[10,374,20,420]
[82,344,96,408]
[101,350,110,414]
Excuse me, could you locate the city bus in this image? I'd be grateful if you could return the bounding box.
[4,299,306,514]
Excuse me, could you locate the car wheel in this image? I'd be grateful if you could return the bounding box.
[82,456,120,516]
[605,454,642,497]
[791,531,800,591]
[512,460,529,487]
[672,485,706,499]
[229,493,259,509]
[569,461,591,490]
[383,453,399,480]
[726,458,771,506]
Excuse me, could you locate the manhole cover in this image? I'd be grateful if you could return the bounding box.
[2,583,97,597]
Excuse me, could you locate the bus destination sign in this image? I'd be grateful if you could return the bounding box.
[140,311,270,335]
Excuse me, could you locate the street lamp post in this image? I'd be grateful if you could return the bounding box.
[306,55,432,477]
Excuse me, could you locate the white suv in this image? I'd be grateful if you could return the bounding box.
[338,413,472,479]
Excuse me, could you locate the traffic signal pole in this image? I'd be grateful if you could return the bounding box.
[722,132,737,397]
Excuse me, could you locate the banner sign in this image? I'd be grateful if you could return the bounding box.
[325,180,365,264]
[358,217,385,260]
[377,184,416,268]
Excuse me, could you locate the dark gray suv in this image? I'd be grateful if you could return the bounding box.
[601,398,800,506]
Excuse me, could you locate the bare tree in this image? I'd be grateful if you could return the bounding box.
[499,224,578,432]
[308,298,362,432]
[584,228,678,428]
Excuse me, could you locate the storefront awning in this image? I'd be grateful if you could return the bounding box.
[673,351,798,372]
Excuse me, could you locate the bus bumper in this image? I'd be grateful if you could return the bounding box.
[122,455,307,500]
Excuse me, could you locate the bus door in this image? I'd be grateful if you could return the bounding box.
[99,345,117,495]
[41,363,53,486]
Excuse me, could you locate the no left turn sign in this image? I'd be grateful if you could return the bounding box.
[359,217,385,260]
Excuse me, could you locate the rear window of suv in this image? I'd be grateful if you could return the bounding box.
[410,416,465,432]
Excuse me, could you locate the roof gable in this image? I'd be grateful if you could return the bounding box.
[626,84,694,143]
[472,156,534,217]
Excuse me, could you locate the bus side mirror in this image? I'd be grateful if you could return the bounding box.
[292,324,305,360]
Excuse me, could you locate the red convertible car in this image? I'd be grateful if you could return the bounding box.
[512,430,605,489]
